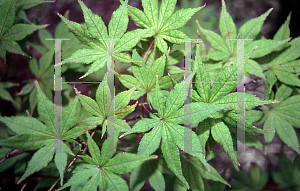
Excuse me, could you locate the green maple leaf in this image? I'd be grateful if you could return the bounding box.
[175,0,218,40]
[124,0,204,56]
[230,164,269,191]
[271,152,300,190]
[0,78,19,106]
[120,70,227,189]
[115,49,183,101]
[58,132,157,191]
[179,154,230,190]
[28,11,90,73]
[257,14,300,93]
[0,81,86,186]
[197,0,290,82]
[259,84,300,154]
[191,44,274,168]
[19,52,54,114]
[134,38,186,75]
[58,0,152,79]
[130,153,230,191]
[130,155,166,191]
[0,0,47,62]
[78,73,139,139]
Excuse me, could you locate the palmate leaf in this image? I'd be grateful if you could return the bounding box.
[58,0,152,79]
[116,49,183,100]
[121,71,227,189]
[230,164,269,191]
[124,0,204,55]
[197,0,284,81]
[260,84,300,154]
[271,152,300,190]
[58,132,157,191]
[0,0,47,62]
[254,14,300,92]
[260,37,300,92]
[192,44,273,167]
[78,74,138,138]
[0,81,83,186]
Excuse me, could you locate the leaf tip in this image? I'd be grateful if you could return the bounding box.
[119,134,125,139]
[73,85,80,95]
[228,183,231,188]
[17,91,22,95]
[288,37,292,42]
[196,20,200,28]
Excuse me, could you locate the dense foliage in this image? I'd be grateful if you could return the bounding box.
[0,0,299,190]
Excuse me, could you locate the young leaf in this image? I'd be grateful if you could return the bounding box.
[116,50,183,100]
[79,74,138,139]
[125,0,204,55]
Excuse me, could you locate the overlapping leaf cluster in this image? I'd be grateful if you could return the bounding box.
[58,0,153,79]
[197,0,290,83]
[0,0,300,190]
[196,0,300,157]
[192,44,273,167]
